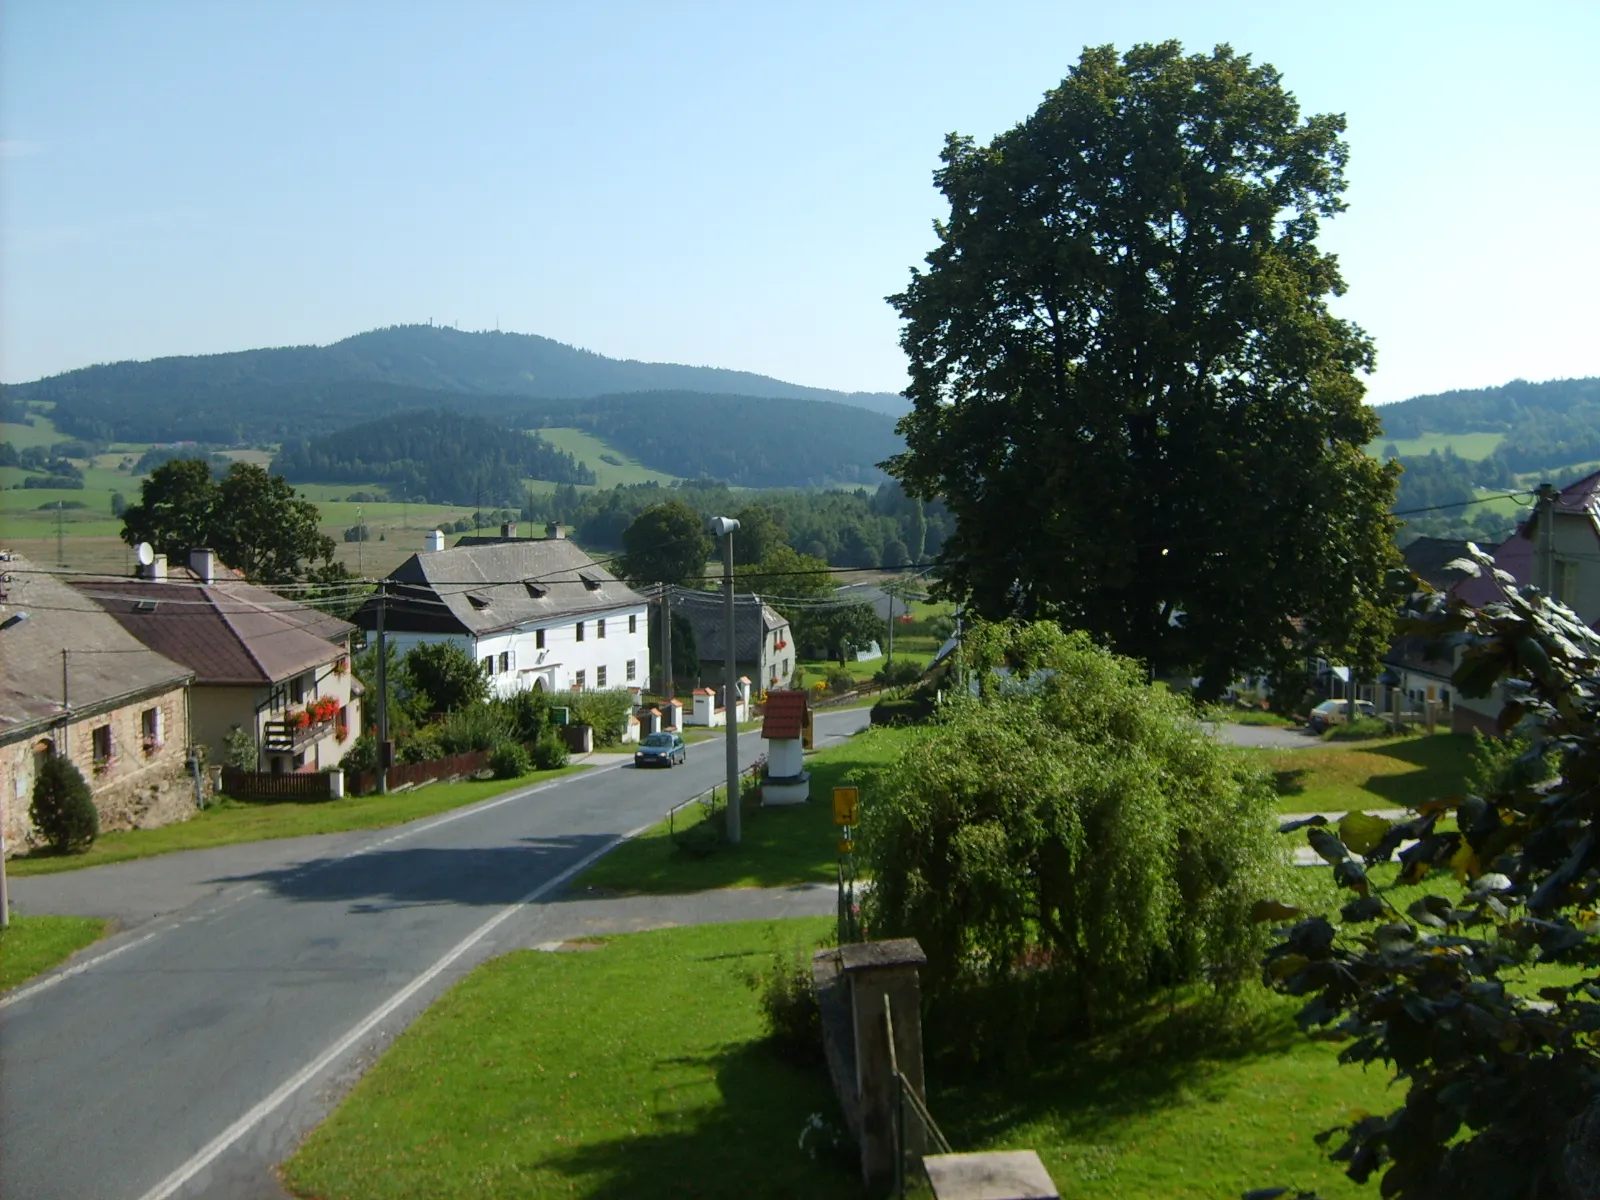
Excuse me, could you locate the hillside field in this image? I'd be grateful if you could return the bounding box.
[531,427,681,488]
[1366,430,1505,459]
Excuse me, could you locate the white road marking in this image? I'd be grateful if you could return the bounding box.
[132,821,652,1200]
[0,931,161,1010]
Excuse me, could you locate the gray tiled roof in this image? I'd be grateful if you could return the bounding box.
[76,579,354,686]
[365,538,648,636]
[669,587,788,663]
[0,552,193,741]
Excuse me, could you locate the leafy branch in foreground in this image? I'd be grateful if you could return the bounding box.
[1254,543,1600,1199]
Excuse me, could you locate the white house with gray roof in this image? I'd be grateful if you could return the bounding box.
[360,532,650,698]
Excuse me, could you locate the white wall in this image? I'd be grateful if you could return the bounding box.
[389,605,651,699]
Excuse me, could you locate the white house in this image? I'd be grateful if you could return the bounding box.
[360,530,651,698]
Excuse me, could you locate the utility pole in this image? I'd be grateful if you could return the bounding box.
[56,501,65,567]
[375,583,389,794]
[661,581,674,710]
[355,505,364,576]
[886,586,895,666]
[712,517,741,845]
[61,650,70,756]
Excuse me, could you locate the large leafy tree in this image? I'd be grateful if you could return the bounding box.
[1260,550,1600,1199]
[888,42,1399,694]
[121,459,342,584]
[618,500,712,587]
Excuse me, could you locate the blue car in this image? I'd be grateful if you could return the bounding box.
[634,731,687,767]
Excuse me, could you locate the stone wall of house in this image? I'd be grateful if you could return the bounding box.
[1,684,194,857]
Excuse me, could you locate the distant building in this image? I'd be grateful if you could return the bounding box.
[669,587,794,693]
[356,530,650,697]
[77,549,361,774]
[1,551,195,855]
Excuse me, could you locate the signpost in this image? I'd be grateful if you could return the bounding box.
[835,786,860,941]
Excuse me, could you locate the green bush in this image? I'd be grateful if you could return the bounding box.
[870,695,932,726]
[746,940,822,1065]
[825,666,856,695]
[1323,715,1399,741]
[567,689,635,747]
[1465,728,1555,795]
[495,689,551,745]
[397,726,443,764]
[531,732,569,771]
[223,724,258,771]
[402,641,488,714]
[339,733,379,774]
[861,620,1288,1060]
[434,703,508,754]
[873,659,924,687]
[489,742,532,780]
[30,756,98,854]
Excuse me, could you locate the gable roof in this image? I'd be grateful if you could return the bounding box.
[669,586,788,662]
[0,553,193,740]
[761,688,808,739]
[363,538,647,637]
[75,578,354,686]
[1453,469,1600,610]
[1401,537,1473,591]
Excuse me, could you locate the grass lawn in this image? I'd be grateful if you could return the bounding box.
[1256,733,1473,813]
[7,768,584,877]
[282,914,1398,1200]
[0,913,110,991]
[282,918,860,1200]
[575,725,925,894]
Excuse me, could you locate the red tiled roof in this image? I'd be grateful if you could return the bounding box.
[762,689,809,740]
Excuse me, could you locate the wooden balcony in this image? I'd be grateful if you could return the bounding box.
[262,716,333,754]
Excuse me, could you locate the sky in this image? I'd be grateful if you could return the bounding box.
[3,1,1597,406]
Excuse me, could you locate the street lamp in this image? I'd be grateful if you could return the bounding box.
[711,516,741,845]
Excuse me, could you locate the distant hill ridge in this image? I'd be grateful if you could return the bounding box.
[7,323,908,416]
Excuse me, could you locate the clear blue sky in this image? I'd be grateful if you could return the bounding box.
[4,1,1597,406]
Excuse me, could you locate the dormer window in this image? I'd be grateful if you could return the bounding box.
[523,581,548,599]
[467,593,492,611]
[134,599,159,612]
[580,571,604,591]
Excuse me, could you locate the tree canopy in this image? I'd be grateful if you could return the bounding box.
[120,459,344,584]
[888,42,1399,694]
[619,501,712,587]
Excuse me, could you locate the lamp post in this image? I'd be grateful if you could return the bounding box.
[711,516,741,845]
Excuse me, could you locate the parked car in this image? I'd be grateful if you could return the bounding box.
[1308,698,1376,732]
[634,731,687,767]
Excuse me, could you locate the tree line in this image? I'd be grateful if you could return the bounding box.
[271,410,596,506]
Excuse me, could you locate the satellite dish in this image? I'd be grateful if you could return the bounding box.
[136,542,155,566]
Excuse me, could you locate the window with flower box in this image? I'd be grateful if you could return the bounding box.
[92,724,113,765]
[141,706,164,754]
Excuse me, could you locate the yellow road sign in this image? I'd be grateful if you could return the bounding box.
[838,837,854,854]
[832,786,859,826]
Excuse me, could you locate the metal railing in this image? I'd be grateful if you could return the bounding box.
[884,993,953,1198]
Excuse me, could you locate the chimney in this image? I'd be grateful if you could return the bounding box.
[144,553,168,582]
[546,523,565,540]
[501,522,517,539]
[190,547,215,585]
[425,529,445,552]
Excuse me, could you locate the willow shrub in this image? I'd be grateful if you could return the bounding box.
[859,622,1287,1060]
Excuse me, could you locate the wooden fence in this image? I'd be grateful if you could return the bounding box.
[346,748,492,796]
[220,769,337,802]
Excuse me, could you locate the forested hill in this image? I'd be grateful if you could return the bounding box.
[272,411,596,506]
[7,323,908,420]
[1375,376,1600,475]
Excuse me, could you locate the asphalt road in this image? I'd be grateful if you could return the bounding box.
[0,709,870,1200]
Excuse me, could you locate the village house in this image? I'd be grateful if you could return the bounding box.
[76,550,361,774]
[668,586,795,694]
[357,528,650,697]
[1,550,197,855]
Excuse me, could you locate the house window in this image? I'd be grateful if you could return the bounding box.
[92,724,113,763]
[576,621,585,642]
[575,669,586,690]
[626,659,636,682]
[597,665,608,688]
[629,614,637,634]
[482,656,495,676]
[499,651,511,673]
[536,628,546,650]
[598,618,606,639]
[290,675,306,704]
[1556,559,1579,605]
[140,707,163,754]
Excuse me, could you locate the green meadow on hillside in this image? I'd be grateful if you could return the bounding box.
[532,427,682,488]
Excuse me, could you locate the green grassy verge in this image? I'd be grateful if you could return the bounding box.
[283,918,858,1200]
[1256,733,1472,813]
[7,768,584,876]
[0,913,110,990]
[575,725,925,894]
[282,915,1396,1200]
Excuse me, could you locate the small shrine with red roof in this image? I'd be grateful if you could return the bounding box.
[760,688,811,805]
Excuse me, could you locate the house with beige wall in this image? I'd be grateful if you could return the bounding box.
[1,551,196,856]
[76,551,361,774]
